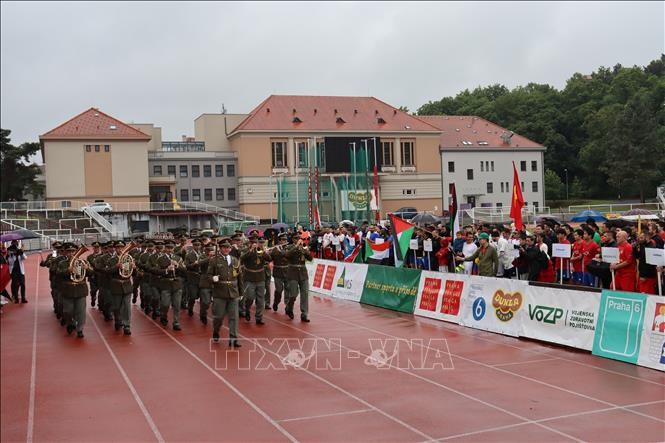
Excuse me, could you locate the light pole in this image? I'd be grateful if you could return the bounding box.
[564,168,569,201]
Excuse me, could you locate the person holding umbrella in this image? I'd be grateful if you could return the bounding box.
[7,240,27,303]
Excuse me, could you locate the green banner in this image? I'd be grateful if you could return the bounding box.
[360,266,421,313]
[592,290,646,364]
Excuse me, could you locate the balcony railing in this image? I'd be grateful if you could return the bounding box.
[161,141,205,152]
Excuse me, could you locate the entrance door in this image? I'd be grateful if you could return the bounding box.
[467,196,476,208]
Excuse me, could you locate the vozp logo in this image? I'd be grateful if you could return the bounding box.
[528,304,565,324]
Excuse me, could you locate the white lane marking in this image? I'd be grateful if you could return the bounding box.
[26,257,40,443]
[277,408,374,423]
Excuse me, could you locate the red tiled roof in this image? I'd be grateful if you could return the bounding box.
[40,108,151,141]
[416,115,544,149]
[231,95,440,133]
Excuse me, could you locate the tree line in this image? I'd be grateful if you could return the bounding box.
[417,55,665,203]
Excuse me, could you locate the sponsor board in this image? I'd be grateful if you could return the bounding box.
[360,266,421,314]
[308,260,338,297]
[593,290,646,364]
[521,286,600,350]
[413,271,469,324]
[332,262,368,302]
[637,296,665,372]
[458,276,528,337]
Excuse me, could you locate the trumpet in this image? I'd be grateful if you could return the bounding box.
[70,245,89,283]
[166,259,181,278]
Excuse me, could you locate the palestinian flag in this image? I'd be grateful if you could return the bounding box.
[344,243,363,263]
[449,183,460,237]
[364,238,392,261]
[389,214,415,266]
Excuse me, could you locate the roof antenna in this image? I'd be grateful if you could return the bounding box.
[221,104,227,114]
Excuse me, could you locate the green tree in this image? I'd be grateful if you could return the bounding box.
[544,169,564,200]
[0,129,43,201]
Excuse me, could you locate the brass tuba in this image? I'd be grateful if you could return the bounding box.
[118,241,138,279]
[70,245,89,283]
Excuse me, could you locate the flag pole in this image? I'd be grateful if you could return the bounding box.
[295,139,300,226]
[373,137,380,222]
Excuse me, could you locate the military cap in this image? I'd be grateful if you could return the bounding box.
[235,230,243,234]
[145,240,155,247]
[219,239,232,247]
[154,239,165,246]
[192,238,202,245]
[201,232,210,238]
[52,241,63,249]
[204,244,216,251]
[164,239,176,247]
[278,233,288,240]
[64,243,78,252]
[114,240,126,247]
[231,234,242,241]
[91,241,101,247]
[248,234,258,243]
[258,237,267,243]
[103,241,114,247]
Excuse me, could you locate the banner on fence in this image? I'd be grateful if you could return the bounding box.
[592,290,646,365]
[414,271,469,324]
[637,296,665,371]
[521,286,600,350]
[309,260,339,297]
[458,276,528,337]
[330,261,368,302]
[360,265,421,313]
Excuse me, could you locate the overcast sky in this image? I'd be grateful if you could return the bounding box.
[1,1,663,159]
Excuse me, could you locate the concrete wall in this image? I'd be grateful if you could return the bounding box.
[129,124,161,151]
[194,114,248,151]
[44,141,85,199]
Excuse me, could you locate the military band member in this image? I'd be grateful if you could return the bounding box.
[231,233,246,317]
[40,241,65,319]
[240,236,272,325]
[264,243,272,311]
[197,244,216,324]
[285,235,313,322]
[147,240,165,320]
[137,240,156,315]
[56,243,89,338]
[105,241,134,335]
[184,239,203,318]
[207,238,241,347]
[86,241,102,307]
[176,235,190,310]
[270,234,290,312]
[129,239,144,306]
[94,241,114,321]
[154,239,186,330]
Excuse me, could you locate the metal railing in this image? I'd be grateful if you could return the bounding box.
[58,218,93,230]
[568,202,663,214]
[81,205,116,235]
[1,218,41,230]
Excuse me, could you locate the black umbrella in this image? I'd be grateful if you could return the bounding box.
[411,213,438,225]
[535,216,562,226]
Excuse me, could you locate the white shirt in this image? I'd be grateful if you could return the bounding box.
[462,241,478,275]
[323,232,335,248]
[497,236,514,270]
[8,250,27,275]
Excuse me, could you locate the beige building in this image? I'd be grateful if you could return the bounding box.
[195,96,444,222]
[40,108,152,206]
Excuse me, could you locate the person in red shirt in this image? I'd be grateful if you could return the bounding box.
[570,229,585,285]
[436,236,453,272]
[581,227,600,287]
[611,230,636,292]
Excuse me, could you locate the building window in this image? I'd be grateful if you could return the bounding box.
[271,141,287,168]
[532,181,538,192]
[467,169,473,180]
[104,145,110,152]
[491,161,494,172]
[192,165,200,177]
[480,161,484,172]
[487,182,493,193]
[95,145,100,152]
[316,141,326,169]
[153,165,162,176]
[227,165,235,177]
[85,145,91,152]
[204,188,212,201]
[496,203,503,208]
[448,183,455,194]
[485,161,489,171]
[505,182,509,192]
[381,141,394,165]
[521,182,524,192]
[448,161,454,173]
[296,141,308,168]
[534,201,539,209]
[180,165,188,177]
[192,189,201,201]
[520,160,526,171]
[500,182,504,193]
[531,161,537,172]
[228,188,236,201]
[203,165,211,177]
[167,165,175,176]
[180,189,189,201]
[216,188,224,201]
[400,141,414,166]
[215,164,223,177]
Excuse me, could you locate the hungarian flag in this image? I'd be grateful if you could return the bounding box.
[390,214,415,266]
[449,183,460,237]
[364,238,392,261]
[510,162,525,230]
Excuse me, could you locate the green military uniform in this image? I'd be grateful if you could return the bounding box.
[56,243,89,337]
[103,241,134,335]
[264,250,272,311]
[270,234,290,312]
[129,242,144,306]
[94,243,114,321]
[207,239,242,347]
[152,240,186,330]
[147,241,165,319]
[285,236,313,322]
[137,242,155,315]
[240,237,272,324]
[86,242,102,307]
[40,242,65,320]
[184,240,204,319]
[197,245,216,324]
[175,236,189,310]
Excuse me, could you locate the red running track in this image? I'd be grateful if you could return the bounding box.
[2,254,664,442]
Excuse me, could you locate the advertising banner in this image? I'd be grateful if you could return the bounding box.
[309,259,339,297]
[413,271,469,324]
[637,296,665,372]
[458,276,528,337]
[330,262,368,302]
[340,190,378,211]
[521,286,600,350]
[592,290,646,365]
[360,266,421,313]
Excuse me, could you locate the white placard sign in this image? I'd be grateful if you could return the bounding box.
[645,248,665,267]
[332,237,340,246]
[601,247,619,264]
[409,239,419,250]
[552,243,571,258]
[423,239,433,252]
